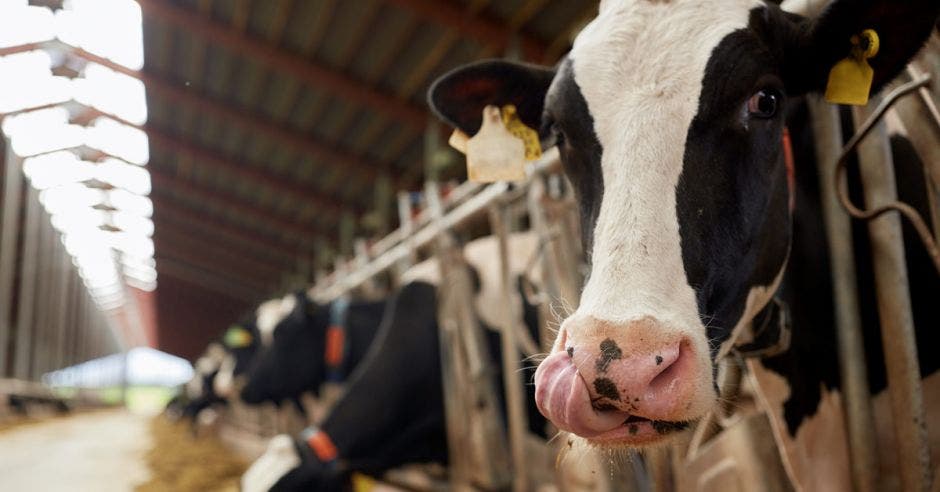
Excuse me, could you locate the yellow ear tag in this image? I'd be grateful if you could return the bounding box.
[825,29,879,106]
[351,473,376,492]
[465,105,527,183]
[223,326,252,348]
[501,104,542,161]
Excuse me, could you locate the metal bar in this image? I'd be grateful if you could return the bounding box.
[488,204,529,492]
[0,139,23,374]
[853,99,932,491]
[12,186,40,379]
[808,96,878,492]
[52,253,72,370]
[312,149,561,302]
[29,212,53,379]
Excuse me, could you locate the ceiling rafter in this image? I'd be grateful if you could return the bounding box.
[155,256,267,302]
[68,47,395,191]
[152,213,297,270]
[152,200,314,257]
[155,247,274,291]
[383,0,547,60]
[153,190,318,249]
[136,0,428,129]
[154,227,283,282]
[149,165,332,239]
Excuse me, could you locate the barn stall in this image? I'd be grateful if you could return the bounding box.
[0,0,938,491]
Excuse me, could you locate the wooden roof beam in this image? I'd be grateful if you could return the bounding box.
[136,0,427,129]
[383,0,547,60]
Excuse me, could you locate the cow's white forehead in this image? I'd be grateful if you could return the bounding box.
[566,0,759,327]
[256,294,297,346]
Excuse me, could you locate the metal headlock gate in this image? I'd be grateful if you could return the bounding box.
[223,38,940,492]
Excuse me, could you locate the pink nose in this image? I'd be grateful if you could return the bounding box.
[534,316,698,440]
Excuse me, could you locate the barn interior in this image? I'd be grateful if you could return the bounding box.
[1,0,939,491]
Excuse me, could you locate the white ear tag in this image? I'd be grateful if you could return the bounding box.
[466,105,527,183]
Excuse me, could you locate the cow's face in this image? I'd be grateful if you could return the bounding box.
[429,0,937,447]
[240,293,330,404]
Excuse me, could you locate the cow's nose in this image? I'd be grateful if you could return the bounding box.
[534,316,699,439]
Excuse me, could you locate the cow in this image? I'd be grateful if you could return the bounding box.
[177,341,229,422]
[241,233,549,492]
[427,0,939,488]
[237,292,387,407]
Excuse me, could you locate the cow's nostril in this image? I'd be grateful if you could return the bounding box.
[647,341,686,395]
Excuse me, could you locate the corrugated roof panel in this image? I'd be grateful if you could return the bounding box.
[383,24,446,92]
[347,5,411,81]
[281,0,332,55]
[203,44,236,99]
[315,0,377,67]
[527,1,595,43]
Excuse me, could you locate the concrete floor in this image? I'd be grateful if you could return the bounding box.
[0,409,151,491]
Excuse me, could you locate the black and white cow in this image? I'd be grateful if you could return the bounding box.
[238,291,387,406]
[241,234,549,492]
[428,0,939,486]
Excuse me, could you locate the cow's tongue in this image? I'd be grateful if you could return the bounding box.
[534,351,629,437]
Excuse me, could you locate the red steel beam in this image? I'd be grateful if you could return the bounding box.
[68,47,393,187]
[152,199,317,254]
[136,0,427,129]
[383,0,547,60]
[154,256,267,302]
[144,123,358,217]
[154,229,283,283]
[73,104,356,218]
[151,187,318,249]
[152,214,298,270]
[149,165,331,239]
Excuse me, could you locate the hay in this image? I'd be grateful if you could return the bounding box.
[136,416,247,492]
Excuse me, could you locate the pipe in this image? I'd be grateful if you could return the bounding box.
[852,97,932,491]
[808,95,878,492]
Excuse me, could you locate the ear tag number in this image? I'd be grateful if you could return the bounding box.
[466,105,527,183]
[501,104,542,161]
[825,29,879,106]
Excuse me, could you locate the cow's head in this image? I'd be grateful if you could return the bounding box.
[212,314,261,399]
[240,292,330,404]
[429,0,938,446]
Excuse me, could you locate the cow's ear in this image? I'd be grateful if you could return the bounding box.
[783,0,939,96]
[428,59,555,136]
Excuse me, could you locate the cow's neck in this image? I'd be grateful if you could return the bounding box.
[334,299,387,380]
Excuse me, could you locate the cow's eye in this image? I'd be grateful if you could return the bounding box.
[747,89,779,118]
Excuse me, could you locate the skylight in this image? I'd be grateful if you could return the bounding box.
[1,0,155,312]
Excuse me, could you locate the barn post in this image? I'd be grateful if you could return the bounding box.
[808,96,878,492]
[51,248,72,371]
[852,98,932,491]
[13,185,41,379]
[0,139,23,375]
[488,203,530,492]
[395,191,416,279]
